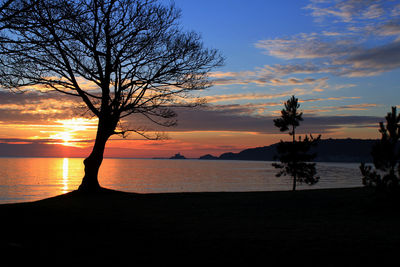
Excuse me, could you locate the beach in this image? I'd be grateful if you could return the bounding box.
[1,187,400,266]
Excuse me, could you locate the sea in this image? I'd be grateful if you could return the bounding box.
[0,157,364,204]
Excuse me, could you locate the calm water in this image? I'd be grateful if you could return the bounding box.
[0,158,363,204]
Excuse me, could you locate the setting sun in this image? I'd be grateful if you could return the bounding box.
[49,131,73,146]
[58,118,97,132]
[48,118,97,147]
[1,0,399,265]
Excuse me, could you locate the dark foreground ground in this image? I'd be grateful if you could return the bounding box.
[1,187,400,266]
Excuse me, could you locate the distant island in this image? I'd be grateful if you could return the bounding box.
[198,138,378,163]
[170,153,186,159]
[199,154,219,160]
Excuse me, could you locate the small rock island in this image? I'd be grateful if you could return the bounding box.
[169,153,186,159]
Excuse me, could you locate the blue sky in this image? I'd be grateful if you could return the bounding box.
[174,0,313,70]
[172,0,400,118]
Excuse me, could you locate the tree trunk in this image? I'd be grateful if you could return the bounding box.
[292,125,296,191]
[78,118,113,192]
[292,174,297,191]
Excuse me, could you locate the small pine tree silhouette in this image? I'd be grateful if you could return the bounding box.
[273,96,321,191]
[360,107,400,192]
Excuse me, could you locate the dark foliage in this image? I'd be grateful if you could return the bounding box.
[360,107,400,193]
[273,134,321,186]
[272,95,321,191]
[273,95,303,137]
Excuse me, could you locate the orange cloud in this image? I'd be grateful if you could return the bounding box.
[204,89,306,103]
[303,103,379,114]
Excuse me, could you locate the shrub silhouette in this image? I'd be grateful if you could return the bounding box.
[360,107,400,193]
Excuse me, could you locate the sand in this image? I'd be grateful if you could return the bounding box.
[1,187,400,266]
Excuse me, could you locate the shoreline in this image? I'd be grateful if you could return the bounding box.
[2,187,400,265]
[0,155,371,163]
[0,185,365,205]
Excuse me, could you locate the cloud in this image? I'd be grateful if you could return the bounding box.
[337,41,400,76]
[378,20,400,37]
[204,90,307,103]
[210,64,330,88]
[261,63,324,75]
[0,81,375,140]
[0,90,87,123]
[392,3,400,17]
[301,96,360,102]
[0,137,93,145]
[0,87,380,152]
[118,98,381,136]
[322,31,344,36]
[269,77,324,86]
[207,102,281,116]
[255,33,359,60]
[305,0,387,23]
[0,142,86,157]
[363,4,384,19]
[201,96,365,118]
[209,71,256,78]
[303,103,379,114]
[254,0,400,78]
[208,96,369,117]
[166,106,381,135]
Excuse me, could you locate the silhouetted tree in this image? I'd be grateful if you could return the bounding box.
[0,0,40,86]
[273,95,320,191]
[0,1,37,27]
[0,0,223,192]
[360,107,400,192]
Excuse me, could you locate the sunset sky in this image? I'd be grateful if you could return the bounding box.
[0,0,399,158]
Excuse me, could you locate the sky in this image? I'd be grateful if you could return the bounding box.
[0,0,399,158]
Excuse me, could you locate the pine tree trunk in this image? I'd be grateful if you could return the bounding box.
[78,118,113,192]
[292,125,296,191]
[292,174,297,191]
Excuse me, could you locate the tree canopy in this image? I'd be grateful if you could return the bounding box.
[360,106,400,192]
[0,0,223,191]
[273,95,303,138]
[273,95,320,191]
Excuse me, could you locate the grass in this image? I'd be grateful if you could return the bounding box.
[1,187,400,265]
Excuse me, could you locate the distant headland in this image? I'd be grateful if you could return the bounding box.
[156,139,377,162]
[198,138,378,163]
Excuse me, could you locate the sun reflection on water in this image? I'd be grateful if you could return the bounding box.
[0,158,363,204]
[62,158,69,193]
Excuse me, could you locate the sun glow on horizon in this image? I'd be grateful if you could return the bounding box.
[48,118,98,147]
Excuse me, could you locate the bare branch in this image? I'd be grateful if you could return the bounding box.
[0,0,222,138]
[0,0,223,191]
